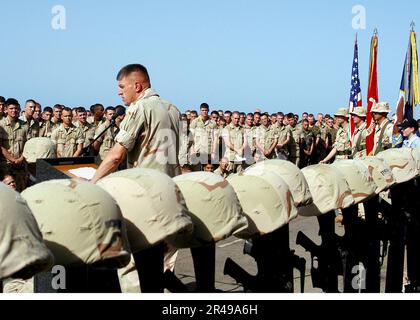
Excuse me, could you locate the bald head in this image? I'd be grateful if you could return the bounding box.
[117,64,151,106]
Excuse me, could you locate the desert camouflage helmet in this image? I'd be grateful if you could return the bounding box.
[173,172,248,247]
[410,148,420,176]
[349,107,367,118]
[97,168,193,252]
[227,170,297,239]
[247,159,312,207]
[357,157,396,193]
[0,184,54,280]
[376,148,418,183]
[22,137,57,163]
[334,108,349,117]
[332,160,377,204]
[21,180,131,268]
[370,101,390,113]
[298,164,355,217]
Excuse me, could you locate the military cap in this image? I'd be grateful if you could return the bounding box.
[247,159,312,207]
[173,172,248,247]
[357,157,396,193]
[376,148,418,183]
[298,164,354,217]
[334,108,349,117]
[22,137,56,163]
[22,180,131,268]
[332,160,377,204]
[370,101,390,114]
[398,118,419,131]
[97,168,193,252]
[349,107,367,118]
[0,183,54,280]
[227,170,297,238]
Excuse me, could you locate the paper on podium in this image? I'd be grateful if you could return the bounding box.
[68,167,97,180]
[235,154,246,162]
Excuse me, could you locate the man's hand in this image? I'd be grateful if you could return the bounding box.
[90,143,127,184]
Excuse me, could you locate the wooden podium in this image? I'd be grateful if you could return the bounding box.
[33,156,121,293]
[36,156,98,182]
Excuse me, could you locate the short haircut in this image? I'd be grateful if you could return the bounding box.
[308,113,314,118]
[254,111,261,116]
[25,99,36,105]
[62,107,72,113]
[190,110,198,116]
[246,113,254,117]
[115,105,126,115]
[105,106,116,112]
[302,112,308,116]
[0,96,5,103]
[92,103,104,112]
[317,113,323,117]
[302,119,309,124]
[271,113,277,117]
[277,112,284,117]
[77,107,87,113]
[200,103,209,110]
[44,107,53,113]
[53,104,62,110]
[232,111,240,117]
[116,64,150,82]
[210,110,219,116]
[224,110,232,115]
[5,98,20,108]
[286,112,294,119]
[240,112,246,117]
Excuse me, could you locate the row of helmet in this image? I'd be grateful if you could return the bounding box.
[1,147,419,285]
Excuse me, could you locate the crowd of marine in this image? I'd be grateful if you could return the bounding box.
[1,96,420,193]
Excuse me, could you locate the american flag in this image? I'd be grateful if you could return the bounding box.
[349,36,362,140]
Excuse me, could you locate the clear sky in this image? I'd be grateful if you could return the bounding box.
[0,0,419,118]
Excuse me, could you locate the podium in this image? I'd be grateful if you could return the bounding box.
[33,157,121,293]
[36,156,98,182]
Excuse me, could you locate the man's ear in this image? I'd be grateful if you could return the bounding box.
[135,81,143,93]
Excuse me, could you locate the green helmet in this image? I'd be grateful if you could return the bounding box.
[332,160,377,204]
[299,164,354,216]
[173,172,248,247]
[247,159,312,207]
[376,148,418,183]
[227,170,297,239]
[22,137,56,163]
[97,168,193,252]
[357,157,396,193]
[0,184,53,280]
[21,180,131,269]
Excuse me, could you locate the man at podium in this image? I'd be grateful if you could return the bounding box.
[91,64,182,183]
